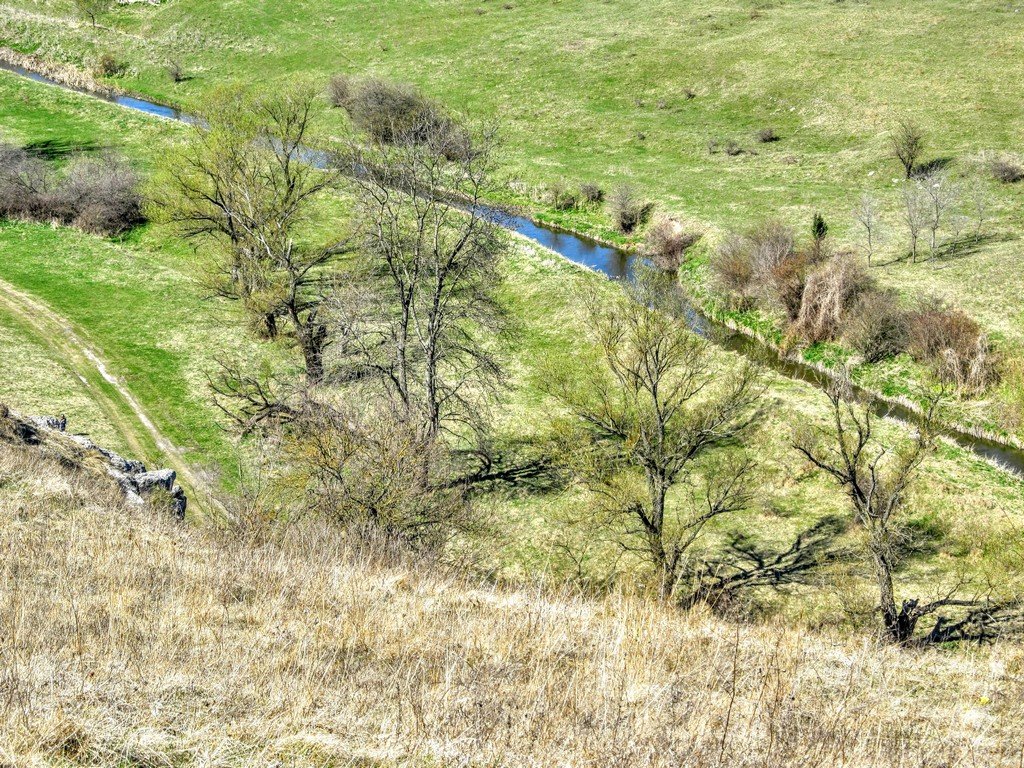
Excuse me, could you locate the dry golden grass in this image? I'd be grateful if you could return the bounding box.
[1,441,1023,767]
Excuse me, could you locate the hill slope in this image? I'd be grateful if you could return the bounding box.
[0,439,1022,766]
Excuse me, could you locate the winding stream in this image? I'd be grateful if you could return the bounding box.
[3,59,1024,475]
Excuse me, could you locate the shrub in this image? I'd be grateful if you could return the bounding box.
[60,154,143,235]
[710,221,802,314]
[907,297,997,393]
[548,179,577,211]
[0,144,48,219]
[756,127,779,143]
[579,182,604,204]
[0,146,141,235]
[711,234,757,307]
[990,156,1024,184]
[166,60,186,83]
[844,289,910,362]
[793,254,875,342]
[643,216,702,272]
[94,53,125,78]
[327,73,352,108]
[607,183,651,234]
[723,140,743,156]
[340,77,471,160]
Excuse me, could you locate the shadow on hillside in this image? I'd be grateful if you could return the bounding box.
[23,138,103,159]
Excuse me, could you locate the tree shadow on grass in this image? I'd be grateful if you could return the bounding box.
[23,138,103,160]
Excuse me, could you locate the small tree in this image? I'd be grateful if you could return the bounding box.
[890,118,925,179]
[343,120,509,442]
[810,212,829,259]
[921,169,960,260]
[548,273,764,599]
[854,193,881,266]
[607,183,651,234]
[900,180,929,263]
[74,0,110,27]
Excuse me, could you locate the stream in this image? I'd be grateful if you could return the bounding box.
[3,59,1023,476]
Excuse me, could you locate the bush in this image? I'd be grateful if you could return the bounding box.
[990,156,1024,184]
[0,144,48,219]
[0,146,141,235]
[710,234,756,307]
[548,179,577,211]
[339,77,471,160]
[644,216,702,272]
[326,74,351,108]
[756,127,779,143]
[579,182,604,204]
[844,289,910,362]
[710,221,801,313]
[166,60,186,83]
[94,53,125,78]
[793,254,875,342]
[907,297,998,393]
[607,183,651,233]
[61,155,143,235]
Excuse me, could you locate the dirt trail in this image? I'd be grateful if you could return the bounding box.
[0,276,224,518]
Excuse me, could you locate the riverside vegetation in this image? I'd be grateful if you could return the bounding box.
[0,1,1023,763]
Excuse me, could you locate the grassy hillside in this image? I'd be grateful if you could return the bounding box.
[0,438,1021,766]
[1,67,1023,609]
[2,0,1023,437]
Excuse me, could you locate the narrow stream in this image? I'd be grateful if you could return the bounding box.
[3,59,1023,475]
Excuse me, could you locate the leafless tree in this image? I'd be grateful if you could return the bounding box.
[853,192,881,266]
[793,374,1015,643]
[154,85,348,381]
[900,180,929,263]
[339,121,509,442]
[73,0,110,27]
[890,118,925,179]
[920,169,961,260]
[547,274,764,599]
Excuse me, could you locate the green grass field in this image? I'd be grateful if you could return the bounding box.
[2,0,1023,438]
[1,15,1024,624]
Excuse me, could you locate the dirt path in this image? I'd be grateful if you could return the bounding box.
[0,276,225,518]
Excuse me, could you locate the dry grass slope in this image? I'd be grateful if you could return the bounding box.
[0,441,1023,766]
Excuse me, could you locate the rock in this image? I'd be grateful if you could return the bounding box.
[136,469,176,493]
[6,410,190,519]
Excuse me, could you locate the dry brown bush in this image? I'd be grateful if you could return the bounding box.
[990,156,1024,184]
[0,146,141,235]
[339,77,471,160]
[607,183,652,233]
[908,297,998,393]
[794,254,875,343]
[844,289,911,362]
[643,216,703,271]
[0,442,1021,764]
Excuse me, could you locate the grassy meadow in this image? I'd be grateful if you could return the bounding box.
[0,64,1023,617]
[2,0,1023,439]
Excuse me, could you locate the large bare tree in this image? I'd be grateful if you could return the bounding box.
[793,375,1019,644]
[337,121,509,442]
[548,275,764,599]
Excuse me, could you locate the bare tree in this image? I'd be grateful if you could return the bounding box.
[890,118,925,179]
[853,192,881,266]
[921,169,961,260]
[154,85,348,381]
[340,121,509,442]
[547,274,764,599]
[793,375,1014,644]
[900,180,929,263]
[73,0,110,27]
